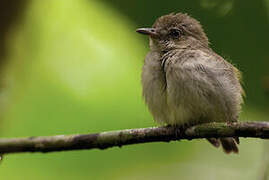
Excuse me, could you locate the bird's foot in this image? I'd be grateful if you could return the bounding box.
[167,125,185,140]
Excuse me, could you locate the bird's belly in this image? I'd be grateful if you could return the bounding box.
[142,51,234,126]
[142,63,171,124]
[165,72,226,126]
[166,103,193,125]
[143,80,194,125]
[142,67,193,125]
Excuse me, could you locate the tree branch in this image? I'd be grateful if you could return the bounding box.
[0,121,269,154]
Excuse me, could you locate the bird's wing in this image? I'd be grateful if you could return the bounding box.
[164,50,244,98]
[163,50,243,122]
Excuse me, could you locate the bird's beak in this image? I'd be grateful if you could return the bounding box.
[136,28,158,38]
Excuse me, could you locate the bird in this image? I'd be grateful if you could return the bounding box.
[136,12,244,154]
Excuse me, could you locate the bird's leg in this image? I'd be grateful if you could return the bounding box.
[166,124,187,140]
[226,121,240,144]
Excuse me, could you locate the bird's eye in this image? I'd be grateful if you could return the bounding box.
[169,28,182,38]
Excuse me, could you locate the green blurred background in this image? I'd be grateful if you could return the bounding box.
[0,0,268,179]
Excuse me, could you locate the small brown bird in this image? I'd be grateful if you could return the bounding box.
[136,13,244,153]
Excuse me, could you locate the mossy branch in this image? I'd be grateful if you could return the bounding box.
[0,121,269,155]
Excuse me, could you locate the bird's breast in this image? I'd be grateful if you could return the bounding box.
[141,51,170,123]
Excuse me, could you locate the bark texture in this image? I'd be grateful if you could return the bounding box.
[0,122,268,154]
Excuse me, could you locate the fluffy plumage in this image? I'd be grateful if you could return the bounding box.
[137,13,244,153]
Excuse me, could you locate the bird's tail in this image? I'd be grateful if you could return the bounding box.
[207,137,239,154]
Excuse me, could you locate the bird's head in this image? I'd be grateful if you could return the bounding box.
[136,13,209,52]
